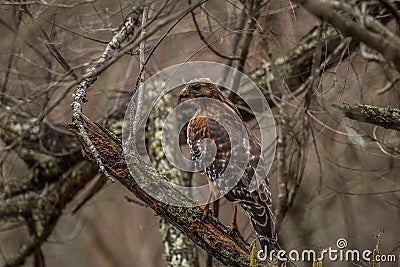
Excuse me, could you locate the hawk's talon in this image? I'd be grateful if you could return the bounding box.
[199,203,212,220]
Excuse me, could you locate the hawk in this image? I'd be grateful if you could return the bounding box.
[178,78,278,253]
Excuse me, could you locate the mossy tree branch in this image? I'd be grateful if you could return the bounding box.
[65,115,277,267]
[2,160,98,266]
[333,103,400,131]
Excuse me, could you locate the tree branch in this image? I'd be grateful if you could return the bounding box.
[64,115,274,267]
[295,0,400,72]
[251,1,398,103]
[2,160,98,266]
[377,0,400,27]
[333,103,400,131]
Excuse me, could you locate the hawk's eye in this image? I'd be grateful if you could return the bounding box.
[192,84,201,91]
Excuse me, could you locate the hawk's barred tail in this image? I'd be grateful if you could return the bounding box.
[242,202,279,255]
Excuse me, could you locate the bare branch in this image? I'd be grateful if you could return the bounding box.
[72,6,144,181]
[377,0,400,26]
[295,0,400,72]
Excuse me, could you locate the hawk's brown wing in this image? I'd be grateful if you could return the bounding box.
[187,117,231,182]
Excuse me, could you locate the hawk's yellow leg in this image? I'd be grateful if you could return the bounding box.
[199,179,217,219]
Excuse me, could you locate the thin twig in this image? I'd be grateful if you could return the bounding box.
[220,2,247,83]
[130,5,148,147]
[375,76,400,95]
[72,7,143,181]
[134,0,209,91]
[377,0,400,26]
[189,0,241,60]
[230,0,263,92]
[295,0,400,72]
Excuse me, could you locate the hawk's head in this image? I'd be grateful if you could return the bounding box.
[178,78,240,116]
[178,78,226,102]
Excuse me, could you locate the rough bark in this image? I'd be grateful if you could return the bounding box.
[333,103,400,131]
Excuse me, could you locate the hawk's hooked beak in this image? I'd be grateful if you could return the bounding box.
[178,87,190,103]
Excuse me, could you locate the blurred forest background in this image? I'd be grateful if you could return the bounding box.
[0,0,400,266]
